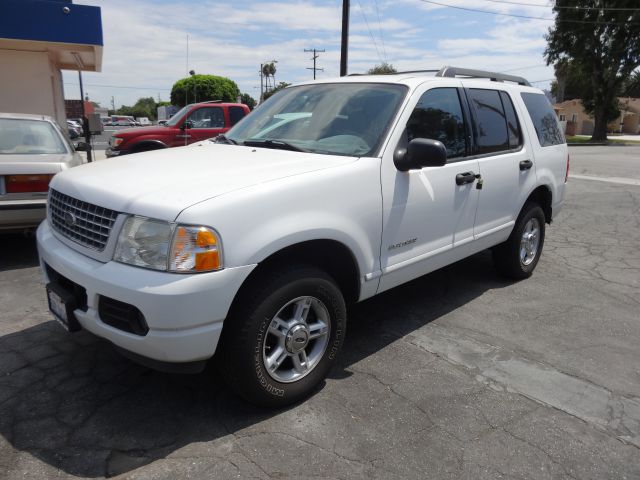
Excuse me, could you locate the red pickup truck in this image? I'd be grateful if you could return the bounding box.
[106,101,250,157]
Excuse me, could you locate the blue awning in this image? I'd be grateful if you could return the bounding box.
[0,0,103,71]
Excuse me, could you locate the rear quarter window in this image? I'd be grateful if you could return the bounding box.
[521,93,565,147]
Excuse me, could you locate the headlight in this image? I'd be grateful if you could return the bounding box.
[113,216,223,273]
[111,137,124,147]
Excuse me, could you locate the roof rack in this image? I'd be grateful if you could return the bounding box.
[436,66,531,86]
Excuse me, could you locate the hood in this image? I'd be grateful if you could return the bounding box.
[51,143,355,220]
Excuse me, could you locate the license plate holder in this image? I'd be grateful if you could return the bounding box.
[46,283,82,332]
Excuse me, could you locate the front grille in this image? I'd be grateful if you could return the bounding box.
[49,189,119,251]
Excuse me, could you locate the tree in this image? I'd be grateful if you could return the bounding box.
[262,62,277,92]
[170,74,240,107]
[545,1,640,141]
[116,96,158,120]
[622,70,640,97]
[263,82,291,101]
[550,60,589,102]
[240,93,257,110]
[368,63,397,75]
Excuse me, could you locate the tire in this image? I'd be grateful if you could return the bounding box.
[493,202,546,279]
[218,265,346,407]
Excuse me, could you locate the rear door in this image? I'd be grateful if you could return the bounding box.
[465,86,537,241]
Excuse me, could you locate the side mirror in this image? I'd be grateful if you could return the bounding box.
[394,138,447,172]
[74,142,89,152]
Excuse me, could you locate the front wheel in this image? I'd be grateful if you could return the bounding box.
[218,265,346,407]
[493,202,546,279]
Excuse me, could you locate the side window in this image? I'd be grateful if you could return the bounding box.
[499,91,522,149]
[521,93,565,147]
[468,89,508,154]
[188,107,224,128]
[406,87,466,159]
[229,106,246,126]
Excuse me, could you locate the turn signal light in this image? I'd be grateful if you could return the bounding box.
[6,174,54,193]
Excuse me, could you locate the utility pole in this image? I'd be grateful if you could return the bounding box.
[304,48,325,80]
[260,63,264,103]
[111,96,115,111]
[340,0,349,76]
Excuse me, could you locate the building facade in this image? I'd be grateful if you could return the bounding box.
[0,0,103,129]
[554,98,640,136]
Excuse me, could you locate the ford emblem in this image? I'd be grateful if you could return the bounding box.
[64,212,76,227]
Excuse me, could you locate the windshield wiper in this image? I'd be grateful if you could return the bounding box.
[242,139,307,152]
[212,134,238,145]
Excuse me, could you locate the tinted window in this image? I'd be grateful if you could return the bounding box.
[229,106,246,126]
[188,107,224,128]
[468,89,508,154]
[406,88,466,158]
[500,91,522,149]
[521,93,565,147]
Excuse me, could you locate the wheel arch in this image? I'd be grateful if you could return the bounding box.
[524,185,552,223]
[230,239,361,313]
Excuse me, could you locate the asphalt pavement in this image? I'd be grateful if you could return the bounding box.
[0,146,639,479]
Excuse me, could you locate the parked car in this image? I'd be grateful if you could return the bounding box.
[66,120,82,139]
[105,101,250,157]
[1,113,86,233]
[37,67,568,406]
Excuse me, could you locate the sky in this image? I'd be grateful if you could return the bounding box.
[62,0,557,110]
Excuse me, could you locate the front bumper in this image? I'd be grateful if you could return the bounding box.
[37,221,256,363]
[0,200,46,231]
[105,148,130,158]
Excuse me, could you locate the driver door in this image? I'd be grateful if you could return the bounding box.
[183,106,226,144]
[377,82,481,292]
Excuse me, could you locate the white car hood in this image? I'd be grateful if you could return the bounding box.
[51,143,355,220]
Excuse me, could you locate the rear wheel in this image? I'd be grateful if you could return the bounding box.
[493,202,546,279]
[218,265,346,407]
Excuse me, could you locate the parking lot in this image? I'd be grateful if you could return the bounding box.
[1,146,639,479]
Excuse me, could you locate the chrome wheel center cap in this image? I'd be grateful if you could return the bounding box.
[285,324,310,354]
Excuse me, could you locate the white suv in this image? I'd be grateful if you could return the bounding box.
[37,67,568,406]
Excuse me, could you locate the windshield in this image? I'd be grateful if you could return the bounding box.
[226,83,408,157]
[0,118,67,155]
[166,105,191,126]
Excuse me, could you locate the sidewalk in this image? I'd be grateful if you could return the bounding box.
[86,149,107,162]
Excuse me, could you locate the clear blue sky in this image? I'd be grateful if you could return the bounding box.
[63,0,556,109]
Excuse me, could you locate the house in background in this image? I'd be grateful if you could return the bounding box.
[554,98,640,136]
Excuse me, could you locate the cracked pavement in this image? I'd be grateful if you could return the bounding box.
[1,146,639,479]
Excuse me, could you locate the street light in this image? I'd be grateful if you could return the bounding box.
[189,70,196,103]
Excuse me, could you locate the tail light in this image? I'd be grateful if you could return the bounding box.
[565,153,570,183]
[5,174,54,193]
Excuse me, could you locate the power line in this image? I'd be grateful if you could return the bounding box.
[356,0,384,64]
[500,64,546,73]
[477,0,639,11]
[65,82,171,91]
[417,0,640,24]
[372,0,388,62]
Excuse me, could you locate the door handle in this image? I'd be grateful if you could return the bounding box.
[519,160,533,171]
[456,171,477,185]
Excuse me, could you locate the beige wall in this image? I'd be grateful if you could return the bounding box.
[0,49,66,128]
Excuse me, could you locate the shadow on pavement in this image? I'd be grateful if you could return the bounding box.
[0,233,39,272]
[0,250,513,477]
